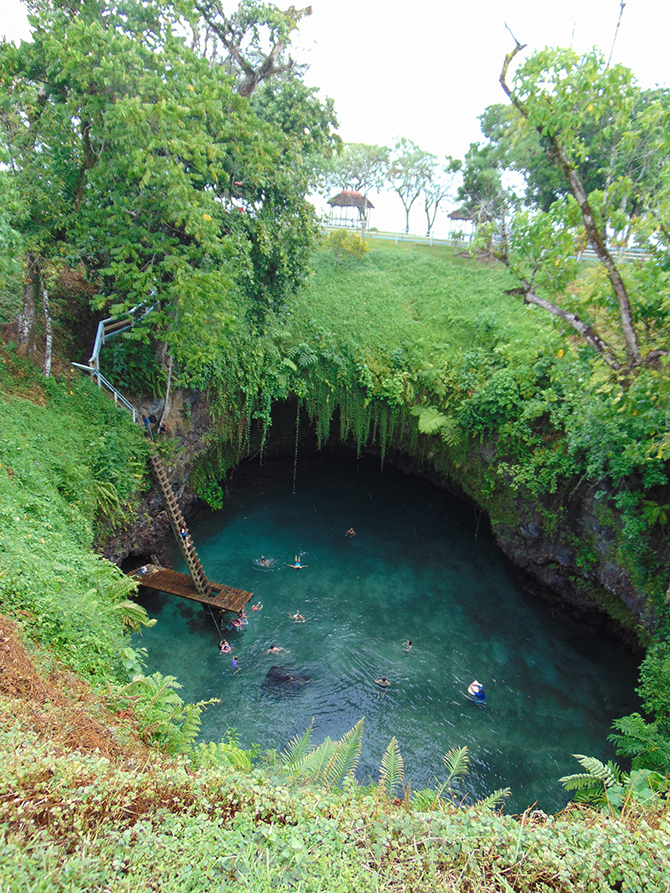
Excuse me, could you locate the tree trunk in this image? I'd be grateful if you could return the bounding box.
[17,252,38,357]
[159,354,173,430]
[556,149,640,366]
[41,282,52,378]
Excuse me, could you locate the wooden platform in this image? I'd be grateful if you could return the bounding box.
[132,564,252,614]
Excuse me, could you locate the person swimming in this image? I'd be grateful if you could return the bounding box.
[251,602,263,611]
[289,612,305,623]
[375,677,391,687]
[468,680,486,701]
[403,640,412,651]
[288,555,307,568]
[266,644,286,654]
[345,528,356,538]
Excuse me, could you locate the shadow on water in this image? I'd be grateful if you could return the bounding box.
[135,451,641,813]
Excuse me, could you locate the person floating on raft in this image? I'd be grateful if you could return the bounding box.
[219,640,231,654]
[467,680,486,703]
[229,613,248,630]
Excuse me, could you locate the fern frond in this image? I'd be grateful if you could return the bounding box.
[410,405,450,435]
[281,724,313,770]
[475,787,511,809]
[298,739,337,782]
[411,788,440,811]
[379,737,404,799]
[112,599,157,632]
[443,745,469,784]
[178,704,203,751]
[572,754,622,788]
[193,741,252,770]
[324,719,364,788]
[559,772,604,791]
[217,743,253,771]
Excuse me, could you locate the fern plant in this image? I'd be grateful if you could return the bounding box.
[111,672,218,754]
[277,719,364,789]
[411,745,510,812]
[378,736,404,800]
[112,599,157,632]
[560,753,669,813]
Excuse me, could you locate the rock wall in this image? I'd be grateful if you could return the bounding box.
[103,393,662,650]
[101,388,212,568]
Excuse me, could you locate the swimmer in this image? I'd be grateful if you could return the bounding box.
[259,556,269,567]
[251,602,263,612]
[375,677,391,687]
[289,612,306,623]
[266,644,286,654]
[468,680,486,701]
[239,609,248,621]
[219,640,231,654]
[231,657,239,671]
[345,528,356,538]
[403,640,412,651]
[288,555,307,568]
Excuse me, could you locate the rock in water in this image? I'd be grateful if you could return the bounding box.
[264,665,311,687]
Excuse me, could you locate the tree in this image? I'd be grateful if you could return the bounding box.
[421,156,461,236]
[190,0,312,97]
[498,43,670,370]
[457,140,515,253]
[250,77,340,190]
[0,0,324,381]
[387,138,435,234]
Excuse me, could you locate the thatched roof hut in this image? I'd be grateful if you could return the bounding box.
[327,190,375,210]
[446,206,476,243]
[327,190,374,230]
[448,207,474,222]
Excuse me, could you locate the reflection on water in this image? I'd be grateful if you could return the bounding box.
[136,452,640,812]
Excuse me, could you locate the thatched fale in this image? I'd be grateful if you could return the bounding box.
[448,207,475,221]
[328,190,374,210]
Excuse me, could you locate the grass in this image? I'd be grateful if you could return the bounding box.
[293,242,561,368]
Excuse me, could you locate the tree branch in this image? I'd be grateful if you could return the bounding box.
[517,280,622,369]
[499,44,641,367]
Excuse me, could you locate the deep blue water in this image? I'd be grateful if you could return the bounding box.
[136,452,640,813]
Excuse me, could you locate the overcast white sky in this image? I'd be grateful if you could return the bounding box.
[3,0,669,234]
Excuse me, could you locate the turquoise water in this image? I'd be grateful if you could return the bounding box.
[136,452,640,813]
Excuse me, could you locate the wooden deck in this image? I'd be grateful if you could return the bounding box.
[132,564,252,613]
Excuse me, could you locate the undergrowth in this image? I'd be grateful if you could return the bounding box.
[0,347,149,684]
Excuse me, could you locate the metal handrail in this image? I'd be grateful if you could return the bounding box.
[71,363,139,423]
[88,304,155,371]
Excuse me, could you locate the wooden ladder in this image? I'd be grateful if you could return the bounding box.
[148,449,212,599]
